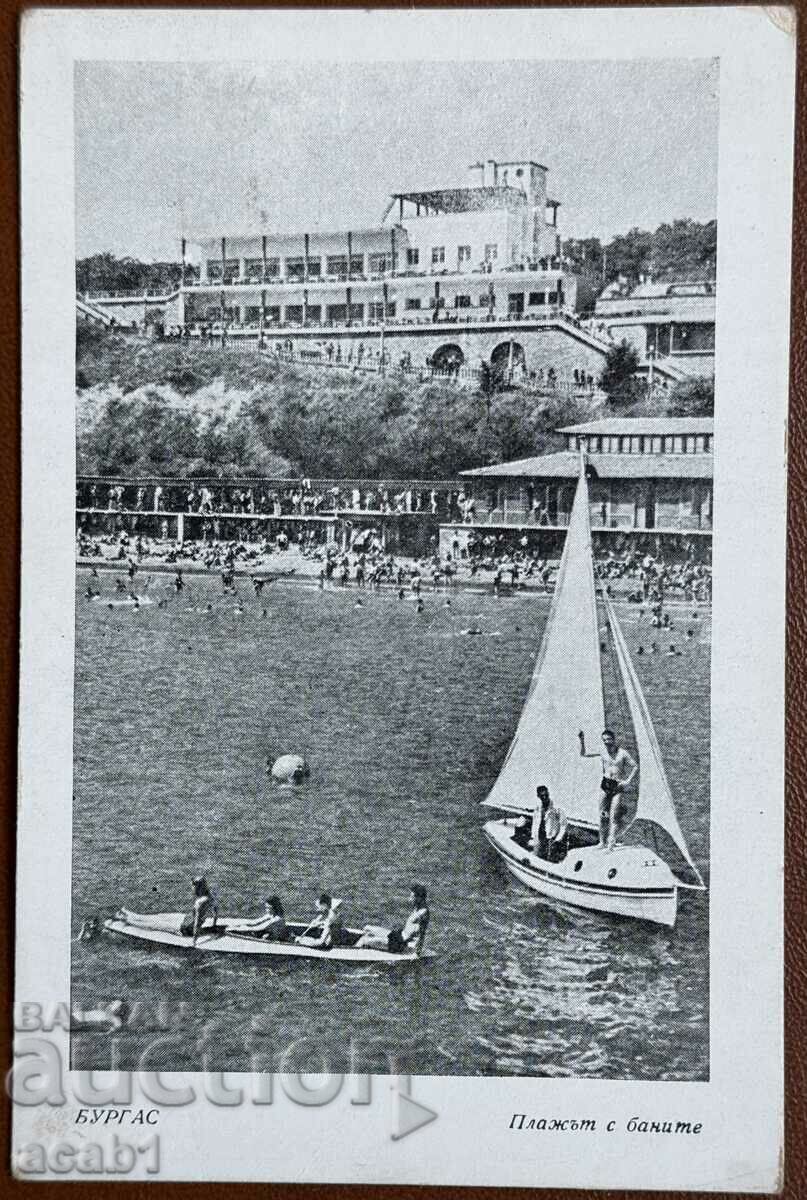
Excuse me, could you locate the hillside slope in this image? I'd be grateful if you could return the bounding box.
[76,326,710,480]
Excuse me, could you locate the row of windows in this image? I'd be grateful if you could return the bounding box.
[210,302,401,323]
[206,252,390,281]
[206,242,554,283]
[570,434,713,455]
[204,294,570,320]
[202,285,561,313]
[422,244,499,268]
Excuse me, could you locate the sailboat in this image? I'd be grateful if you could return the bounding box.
[481,459,706,927]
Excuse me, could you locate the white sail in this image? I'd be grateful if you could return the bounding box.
[482,465,605,824]
[603,593,705,888]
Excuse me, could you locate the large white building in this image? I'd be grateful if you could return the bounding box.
[83,157,714,385]
[170,157,610,380]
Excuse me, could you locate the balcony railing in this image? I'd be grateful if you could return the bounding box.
[472,508,711,533]
[81,287,180,300]
[176,307,606,342]
[189,257,568,290]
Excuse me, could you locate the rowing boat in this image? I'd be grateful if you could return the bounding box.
[103,913,435,965]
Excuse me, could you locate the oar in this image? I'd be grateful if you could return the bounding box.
[295,915,321,940]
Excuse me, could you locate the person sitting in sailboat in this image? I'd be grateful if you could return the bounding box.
[532,786,569,863]
[578,728,638,852]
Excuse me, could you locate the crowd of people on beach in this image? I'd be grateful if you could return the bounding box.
[596,546,712,605]
[76,517,712,617]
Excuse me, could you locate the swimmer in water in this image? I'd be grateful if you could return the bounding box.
[444,598,452,609]
[261,608,268,618]
[398,588,405,600]
[355,598,364,608]
[416,598,425,614]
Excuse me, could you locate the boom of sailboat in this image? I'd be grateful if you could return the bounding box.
[482,456,705,927]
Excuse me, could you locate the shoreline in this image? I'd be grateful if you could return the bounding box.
[75,556,712,609]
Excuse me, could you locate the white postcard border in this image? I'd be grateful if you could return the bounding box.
[17,6,794,1189]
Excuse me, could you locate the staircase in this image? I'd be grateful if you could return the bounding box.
[76,295,116,327]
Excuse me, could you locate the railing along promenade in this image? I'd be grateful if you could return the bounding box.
[154,337,605,395]
[76,491,711,539]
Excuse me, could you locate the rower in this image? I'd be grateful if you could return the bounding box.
[295,894,346,949]
[181,877,218,946]
[232,895,287,941]
[356,886,430,956]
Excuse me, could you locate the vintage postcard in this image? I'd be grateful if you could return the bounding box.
[15,5,794,1189]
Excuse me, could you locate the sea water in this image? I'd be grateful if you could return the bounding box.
[71,574,709,1080]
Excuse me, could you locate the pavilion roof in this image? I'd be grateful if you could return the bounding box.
[559,417,714,436]
[393,186,526,214]
[461,451,713,480]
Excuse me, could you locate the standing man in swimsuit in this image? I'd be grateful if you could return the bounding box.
[578,728,637,851]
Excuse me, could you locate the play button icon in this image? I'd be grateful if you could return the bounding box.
[391,1077,438,1141]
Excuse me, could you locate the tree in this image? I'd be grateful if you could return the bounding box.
[601,228,654,287]
[75,253,186,296]
[599,340,643,406]
[562,237,604,280]
[651,220,716,282]
[664,375,714,417]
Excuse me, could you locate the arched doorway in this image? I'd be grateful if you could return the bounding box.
[491,341,526,372]
[431,343,465,374]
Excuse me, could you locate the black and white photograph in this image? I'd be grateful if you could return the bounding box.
[71,55,716,1081]
[15,6,792,1189]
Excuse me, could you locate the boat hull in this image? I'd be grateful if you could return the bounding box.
[102,916,434,965]
[484,819,678,926]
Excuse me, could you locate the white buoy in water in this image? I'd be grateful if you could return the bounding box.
[269,754,309,784]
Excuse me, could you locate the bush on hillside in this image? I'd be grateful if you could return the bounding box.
[663,375,714,417]
[599,340,644,406]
